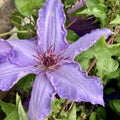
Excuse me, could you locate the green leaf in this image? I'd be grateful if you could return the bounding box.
[109,99,120,116]
[51,98,62,114]
[104,87,116,95]
[99,0,105,3]
[10,10,24,29]
[14,0,45,16]
[11,11,36,39]
[16,94,28,120]
[76,56,91,71]
[96,107,106,120]
[110,16,120,24]
[68,103,76,120]
[17,74,35,91]
[106,69,120,80]
[75,36,120,82]
[17,23,36,39]
[0,94,28,120]
[62,0,79,11]
[67,30,79,43]
[0,100,16,116]
[4,109,19,120]
[115,34,120,43]
[89,112,96,120]
[51,98,69,120]
[96,52,118,73]
[86,0,99,8]
[75,0,108,27]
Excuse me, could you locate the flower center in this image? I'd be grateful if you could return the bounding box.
[42,56,56,67]
[34,47,66,70]
[34,49,63,70]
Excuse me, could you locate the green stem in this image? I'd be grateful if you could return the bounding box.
[0,31,28,37]
[56,99,68,118]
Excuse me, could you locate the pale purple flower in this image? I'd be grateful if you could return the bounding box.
[0,0,112,120]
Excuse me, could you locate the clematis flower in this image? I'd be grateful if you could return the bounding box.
[0,0,112,120]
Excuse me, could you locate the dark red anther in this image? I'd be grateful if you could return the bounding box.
[43,56,56,67]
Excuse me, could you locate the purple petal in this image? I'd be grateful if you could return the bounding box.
[0,61,36,91]
[7,38,38,67]
[28,73,55,120]
[37,0,68,53]
[63,28,112,60]
[23,96,30,109]
[67,0,86,15]
[0,39,12,63]
[47,62,104,105]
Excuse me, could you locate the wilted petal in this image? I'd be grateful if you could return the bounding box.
[37,0,68,53]
[64,28,112,60]
[0,61,36,91]
[28,73,55,120]
[7,38,38,67]
[0,39,12,62]
[47,62,104,105]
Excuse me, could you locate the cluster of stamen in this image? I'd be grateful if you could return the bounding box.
[34,48,63,70]
[42,55,56,67]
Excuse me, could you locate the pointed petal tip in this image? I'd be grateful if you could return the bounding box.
[91,28,113,38]
[37,0,68,53]
[86,75,104,106]
[90,91,104,106]
[63,28,112,60]
[92,98,104,106]
[47,62,104,106]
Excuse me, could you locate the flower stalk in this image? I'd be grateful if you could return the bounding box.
[0,31,28,37]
